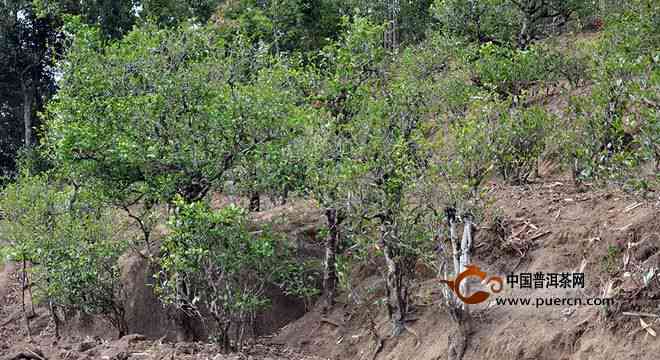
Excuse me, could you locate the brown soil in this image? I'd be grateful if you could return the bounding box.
[273,180,660,360]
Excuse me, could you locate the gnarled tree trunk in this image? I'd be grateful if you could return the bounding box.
[379,217,409,337]
[442,208,475,360]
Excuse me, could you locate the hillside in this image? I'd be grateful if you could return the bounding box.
[1,1,658,360]
[274,180,660,360]
[2,179,658,359]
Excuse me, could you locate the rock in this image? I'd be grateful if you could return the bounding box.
[128,353,151,360]
[83,349,99,357]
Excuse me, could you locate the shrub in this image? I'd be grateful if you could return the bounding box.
[339,0,435,45]
[440,100,499,197]
[562,1,659,188]
[563,88,640,186]
[45,21,304,208]
[432,0,517,44]
[156,198,310,351]
[493,106,551,184]
[0,172,128,337]
[471,42,560,100]
[433,0,594,48]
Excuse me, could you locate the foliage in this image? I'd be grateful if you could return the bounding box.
[601,244,622,274]
[1,0,658,351]
[562,0,659,187]
[228,54,314,208]
[432,0,517,44]
[33,0,136,39]
[156,198,310,349]
[564,82,640,184]
[338,0,435,45]
[0,0,63,177]
[0,171,128,335]
[433,0,594,48]
[45,21,305,207]
[493,105,551,184]
[342,54,437,334]
[303,15,386,210]
[214,0,343,52]
[141,0,223,26]
[470,42,560,99]
[438,101,497,200]
[510,0,593,48]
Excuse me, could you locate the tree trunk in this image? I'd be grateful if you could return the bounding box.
[116,317,128,338]
[384,0,400,51]
[21,259,32,341]
[172,277,201,342]
[322,208,340,309]
[459,215,474,311]
[382,241,406,336]
[21,81,34,147]
[443,209,474,360]
[446,207,461,309]
[379,220,407,336]
[447,307,471,360]
[220,321,231,353]
[518,16,530,49]
[49,300,60,339]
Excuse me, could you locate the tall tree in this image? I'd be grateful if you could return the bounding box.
[0,0,61,176]
[302,16,385,308]
[34,0,137,39]
[141,0,221,26]
[45,22,304,206]
[44,21,309,339]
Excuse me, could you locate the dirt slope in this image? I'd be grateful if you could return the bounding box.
[273,180,660,360]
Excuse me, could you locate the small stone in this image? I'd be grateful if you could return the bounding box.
[84,348,99,357]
